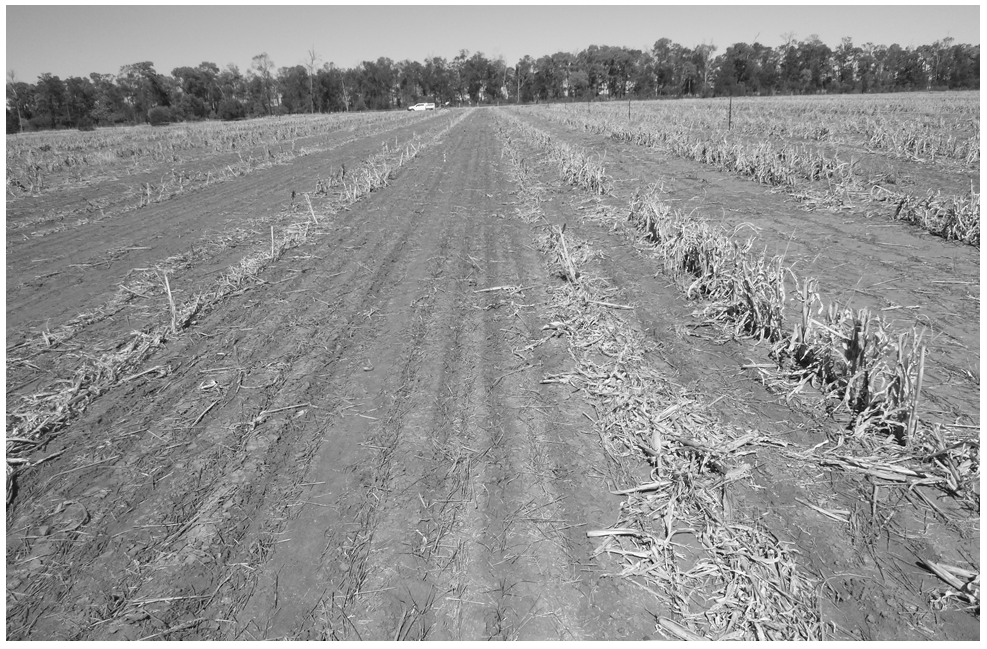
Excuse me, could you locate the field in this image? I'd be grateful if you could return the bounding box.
[6,94,979,640]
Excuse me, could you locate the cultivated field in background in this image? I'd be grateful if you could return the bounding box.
[6,94,979,640]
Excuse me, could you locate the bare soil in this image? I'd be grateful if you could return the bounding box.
[6,108,979,640]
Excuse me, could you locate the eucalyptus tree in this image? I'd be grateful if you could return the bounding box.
[277,65,311,114]
[118,62,170,122]
[251,53,276,115]
[305,46,320,112]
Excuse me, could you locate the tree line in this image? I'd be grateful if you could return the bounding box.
[6,34,979,132]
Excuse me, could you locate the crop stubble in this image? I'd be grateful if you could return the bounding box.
[6,103,979,640]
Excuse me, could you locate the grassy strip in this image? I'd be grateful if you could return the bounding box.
[5,109,472,505]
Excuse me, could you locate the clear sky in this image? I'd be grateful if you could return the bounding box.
[5,2,981,83]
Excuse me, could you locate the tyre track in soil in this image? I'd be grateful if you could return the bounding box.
[6,110,655,641]
[509,108,979,427]
[5,110,453,340]
[230,109,654,641]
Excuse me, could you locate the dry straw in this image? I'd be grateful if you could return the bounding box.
[502,107,979,618]
[533,104,980,246]
[502,114,612,195]
[620,185,977,525]
[625,186,933,442]
[6,109,474,503]
[540,226,823,640]
[496,117,823,639]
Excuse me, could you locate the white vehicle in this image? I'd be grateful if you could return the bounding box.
[407,102,435,111]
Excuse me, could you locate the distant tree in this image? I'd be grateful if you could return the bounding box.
[753,43,780,94]
[397,59,425,106]
[651,38,678,96]
[343,66,363,110]
[251,52,276,114]
[947,43,979,89]
[244,74,268,116]
[855,42,878,93]
[550,51,575,98]
[148,105,170,126]
[629,49,655,97]
[3,33,976,132]
[834,37,859,91]
[568,69,589,99]
[64,76,97,126]
[422,56,451,103]
[463,52,491,103]
[36,73,67,127]
[800,35,835,92]
[218,98,245,120]
[172,65,210,119]
[277,65,310,113]
[694,43,718,96]
[314,62,347,112]
[7,108,20,134]
[887,44,927,90]
[218,64,245,103]
[199,62,222,114]
[489,56,508,102]
[515,55,535,102]
[304,46,320,112]
[715,42,759,94]
[357,57,396,110]
[89,72,127,124]
[6,69,25,126]
[118,62,169,122]
[451,50,470,103]
[533,55,554,100]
